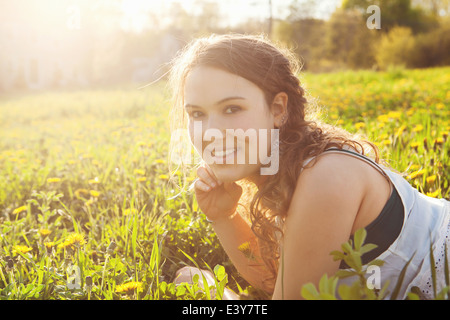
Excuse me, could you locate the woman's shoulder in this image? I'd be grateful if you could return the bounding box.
[292,152,368,215]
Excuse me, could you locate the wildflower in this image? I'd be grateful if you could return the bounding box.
[426,189,440,198]
[377,114,389,123]
[12,205,27,215]
[238,241,255,260]
[123,208,137,216]
[44,242,55,254]
[407,169,426,180]
[387,111,401,119]
[382,139,392,146]
[426,175,437,185]
[58,233,85,250]
[436,103,445,110]
[433,137,444,149]
[115,281,143,294]
[412,124,424,133]
[158,174,169,180]
[442,131,449,141]
[47,177,61,183]
[13,245,32,255]
[39,229,52,237]
[355,122,365,130]
[155,159,166,164]
[89,190,100,198]
[134,169,145,176]
[410,142,419,151]
[44,242,55,249]
[137,177,147,182]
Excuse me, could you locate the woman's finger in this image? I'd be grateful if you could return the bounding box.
[197,166,219,188]
[202,164,223,185]
[194,178,212,192]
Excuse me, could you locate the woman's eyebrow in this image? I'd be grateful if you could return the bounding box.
[184,96,245,109]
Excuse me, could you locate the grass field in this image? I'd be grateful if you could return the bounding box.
[0,66,449,299]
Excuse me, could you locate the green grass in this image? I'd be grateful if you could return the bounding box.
[0,66,448,299]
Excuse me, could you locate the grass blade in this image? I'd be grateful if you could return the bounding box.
[390,254,415,300]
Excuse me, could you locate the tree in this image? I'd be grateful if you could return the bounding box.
[342,0,439,33]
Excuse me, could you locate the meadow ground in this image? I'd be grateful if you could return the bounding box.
[0,66,448,299]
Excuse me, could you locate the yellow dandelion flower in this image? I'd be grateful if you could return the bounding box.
[426,189,440,198]
[12,205,27,215]
[158,174,169,180]
[58,233,85,250]
[115,281,143,294]
[426,175,437,184]
[13,245,32,255]
[410,142,420,151]
[408,164,420,171]
[412,124,424,133]
[238,241,254,260]
[39,229,52,237]
[137,177,147,182]
[382,139,392,146]
[134,169,145,176]
[387,111,401,119]
[47,177,61,183]
[407,169,426,180]
[155,159,166,164]
[355,122,365,130]
[123,208,138,216]
[44,242,55,249]
[433,137,444,146]
[89,190,100,198]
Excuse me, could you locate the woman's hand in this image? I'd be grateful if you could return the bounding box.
[194,164,243,222]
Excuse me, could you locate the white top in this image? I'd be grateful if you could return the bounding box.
[301,148,450,299]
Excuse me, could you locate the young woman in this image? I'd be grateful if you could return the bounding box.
[168,34,450,300]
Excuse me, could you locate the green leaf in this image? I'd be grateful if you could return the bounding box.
[367,259,384,267]
[335,269,357,279]
[353,228,367,252]
[330,250,346,261]
[213,265,226,282]
[360,243,378,255]
[301,283,320,300]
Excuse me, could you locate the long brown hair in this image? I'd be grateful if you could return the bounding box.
[168,33,380,286]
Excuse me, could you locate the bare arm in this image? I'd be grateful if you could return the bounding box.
[211,211,275,293]
[272,154,366,299]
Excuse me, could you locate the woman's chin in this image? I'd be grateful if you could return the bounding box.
[211,164,259,183]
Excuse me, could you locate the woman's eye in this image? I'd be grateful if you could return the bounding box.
[224,106,241,114]
[190,111,204,118]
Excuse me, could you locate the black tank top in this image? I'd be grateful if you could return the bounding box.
[319,148,405,269]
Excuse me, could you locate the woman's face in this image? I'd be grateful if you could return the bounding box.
[184,66,280,183]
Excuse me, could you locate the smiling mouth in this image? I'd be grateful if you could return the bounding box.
[211,148,237,157]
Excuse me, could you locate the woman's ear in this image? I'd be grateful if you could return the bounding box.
[271,92,288,128]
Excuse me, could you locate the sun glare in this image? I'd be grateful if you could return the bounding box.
[120,0,158,32]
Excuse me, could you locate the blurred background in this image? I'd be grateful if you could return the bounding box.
[0,0,449,94]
